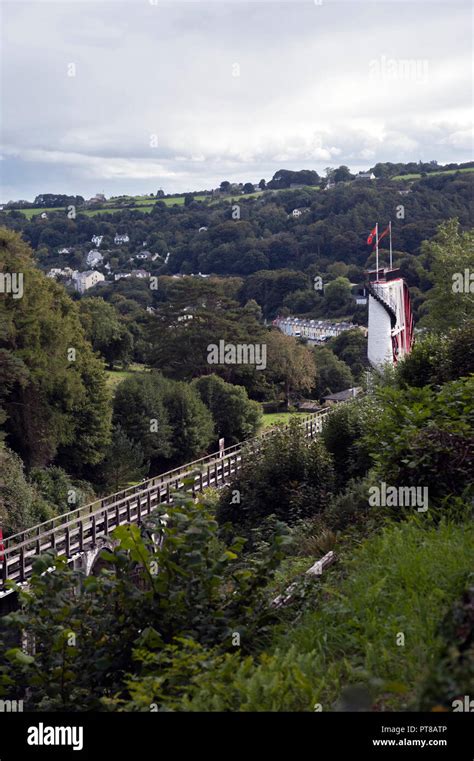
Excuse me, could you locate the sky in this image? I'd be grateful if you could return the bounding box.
[1,0,472,202]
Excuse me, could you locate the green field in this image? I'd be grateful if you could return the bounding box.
[105,363,148,392]
[2,206,61,219]
[261,411,299,428]
[1,186,318,219]
[392,167,474,181]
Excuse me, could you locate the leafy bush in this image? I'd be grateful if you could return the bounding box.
[324,475,382,532]
[321,398,374,491]
[0,447,53,535]
[217,419,334,538]
[29,466,95,514]
[0,493,290,710]
[365,377,474,507]
[396,321,474,388]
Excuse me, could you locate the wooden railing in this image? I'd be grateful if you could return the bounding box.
[0,410,330,593]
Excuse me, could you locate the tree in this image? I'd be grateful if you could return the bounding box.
[365,377,474,506]
[328,329,368,379]
[184,194,194,207]
[243,183,255,194]
[421,219,474,330]
[396,322,474,388]
[324,277,353,312]
[332,165,353,183]
[258,179,266,190]
[220,181,231,192]
[79,297,133,369]
[113,373,173,466]
[0,228,112,469]
[147,278,267,384]
[192,374,262,445]
[98,425,148,492]
[313,347,354,399]
[266,331,316,407]
[0,447,53,535]
[161,379,215,463]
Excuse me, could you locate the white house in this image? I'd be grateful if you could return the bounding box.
[73,270,105,294]
[57,247,71,255]
[91,235,103,247]
[292,207,310,217]
[355,172,376,181]
[135,251,151,260]
[86,250,104,267]
[114,234,130,245]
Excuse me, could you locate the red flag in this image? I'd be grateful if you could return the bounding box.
[367,226,377,245]
[378,225,390,245]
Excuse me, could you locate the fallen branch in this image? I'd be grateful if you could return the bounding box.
[271,550,336,608]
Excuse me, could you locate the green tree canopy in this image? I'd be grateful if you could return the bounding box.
[192,374,262,446]
[0,228,112,470]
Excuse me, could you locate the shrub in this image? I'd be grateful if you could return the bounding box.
[0,447,53,535]
[364,377,474,507]
[396,322,474,388]
[0,493,290,710]
[217,419,334,538]
[321,398,374,491]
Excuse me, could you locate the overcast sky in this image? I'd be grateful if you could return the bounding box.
[1,0,472,202]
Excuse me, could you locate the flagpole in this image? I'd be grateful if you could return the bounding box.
[389,220,392,270]
[375,222,379,280]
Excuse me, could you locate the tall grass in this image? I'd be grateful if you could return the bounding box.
[185,516,473,711]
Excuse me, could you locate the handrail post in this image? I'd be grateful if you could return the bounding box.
[137,495,142,526]
[19,547,25,583]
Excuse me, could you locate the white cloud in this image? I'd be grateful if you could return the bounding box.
[1,0,472,199]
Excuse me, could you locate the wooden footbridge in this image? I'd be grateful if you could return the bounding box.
[0,410,330,596]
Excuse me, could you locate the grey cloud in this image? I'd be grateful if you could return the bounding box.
[1,0,472,201]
